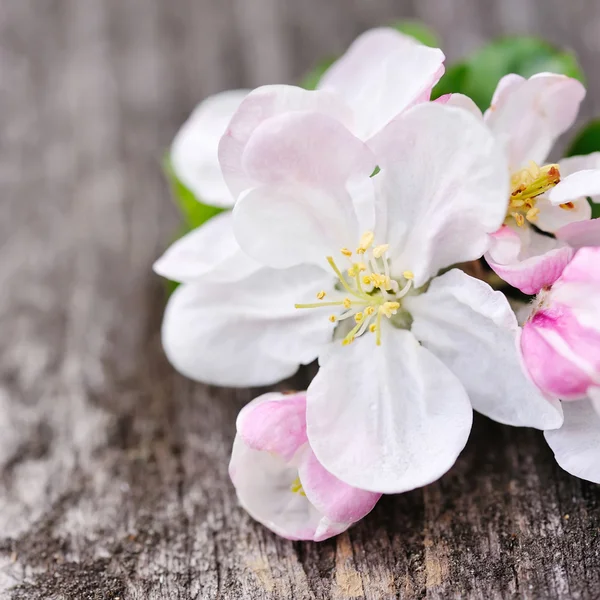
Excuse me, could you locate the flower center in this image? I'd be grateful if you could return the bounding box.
[507,161,562,227]
[294,231,414,346]
[290,476,306,496]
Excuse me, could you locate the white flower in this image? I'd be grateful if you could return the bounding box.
[156,87,564,493]
[461,72,600,293]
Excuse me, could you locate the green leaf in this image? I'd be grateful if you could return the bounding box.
[392,20,440,48]
[433,36,585,110]
[566,119,600,157]
[301,57,336,90]
[163,154,224,230]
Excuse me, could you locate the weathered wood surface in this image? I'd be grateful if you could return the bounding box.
[2,1,600,598]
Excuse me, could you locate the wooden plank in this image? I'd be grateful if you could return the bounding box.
[1,1,599,598]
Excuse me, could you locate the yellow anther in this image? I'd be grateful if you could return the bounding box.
[512,212,525,227]
[341,247,352,257]
[329,315,337,323]
[369,324,377,333]
[343,298,352,309]
[526,207,540,222]
[316,290,326,300]
[357,230,375,254]
[342,336,355,346]
[380,301,400,318]
[560,202,575,211]
[354,312,364,323]
[371,273,392,290]
[347,265,357,277]
[403,270,414,280]
[372,244,389,258]
[357,262,367,272]
[365,306,375,316]
[362,275,372,285]
[290,476,306,496]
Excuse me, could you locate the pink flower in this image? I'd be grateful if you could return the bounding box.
[453,72,600,294]
[229,392,381,541]
[520,247,600,482]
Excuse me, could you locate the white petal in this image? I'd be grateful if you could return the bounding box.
[232,111,376,268]
[560,153,600,203]
[306,327,473,494]
[162,265,335,387]
[484,73,585,169]
[153,212,260,283]
[405,269,564,429]
[229,438,323,540]
[219,85,354,199]
[544,399,600,483]
[444,93,483,119]
[171,90,249,207]
[319,32,445,140]
[548,170,600,205]
[369,103,509,286]
[535,195,591,233]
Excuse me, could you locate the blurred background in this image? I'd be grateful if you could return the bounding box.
[2,1,600,597]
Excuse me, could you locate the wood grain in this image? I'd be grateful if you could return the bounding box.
[1,1,600,598]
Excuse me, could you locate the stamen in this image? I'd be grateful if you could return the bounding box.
[341,247,352,257]
[403,271,414,280]
[357,231,374,254]
[354,312,364,323]
[526,207,540,222]
[316,290,326,300]
[373,244,389,258]
[329,315,336,322]
[560,202,575,211]
[290,476,306,496]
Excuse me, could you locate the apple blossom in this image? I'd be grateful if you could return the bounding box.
[518,247,600,482]
[229,391,381,541]
[215,96,562,493]
[453,72,600,294]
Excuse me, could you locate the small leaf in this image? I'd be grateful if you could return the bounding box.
[433,36,585,110]
[565,119,600,158]
[163,154,224,230]
[392,20,440,48]
[301,57,336,90]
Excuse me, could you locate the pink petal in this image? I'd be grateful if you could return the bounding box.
[298,448,380,525]
[559,247,600,285]
[521,306,598,399]
[237,392,308,461]
[556,219,600,249]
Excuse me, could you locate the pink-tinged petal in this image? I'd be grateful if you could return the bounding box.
[298,448,380,525]
[171,89,249,208]
[488,74,526,111]
[485,73,585,169]
[319,32,445,140]
[161,264,335,387]
[307,327,473,494]
[521,308,596,399]
[153,212,260,284]
[405,269,563,429]
[548,169,600,205]
[558,246,600,285]
[444,93,483,119]
[535,196,591,234]
[218,85,353,199]
[486,226,574,294]
[556,219,600,249]
[233,112,376,269]
[368,103,509,287]
[237,392,308,461]
[560,153,600,203]
[229,438,323,541]
[544,399,600,483]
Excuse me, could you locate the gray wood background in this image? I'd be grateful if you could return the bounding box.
[2,1,600,598]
